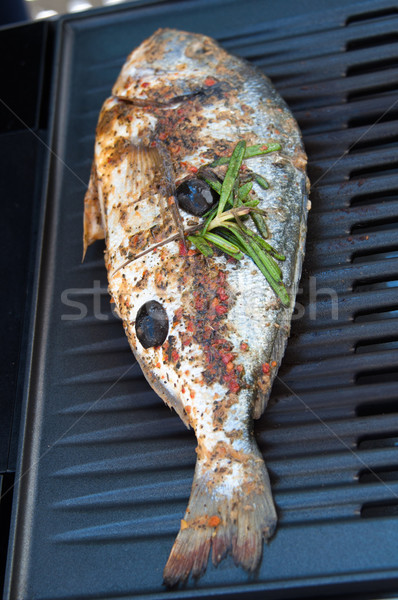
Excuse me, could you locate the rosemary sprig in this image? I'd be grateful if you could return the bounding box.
[217,140,246,215]
[203,232,244,260]
[209,142,281,167]
[224,223,290,306]
[191,140,289,307]
[187,235,213,257]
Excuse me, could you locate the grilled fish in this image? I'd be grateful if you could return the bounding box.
[83,28,309,586]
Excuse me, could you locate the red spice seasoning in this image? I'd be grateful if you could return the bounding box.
[221,353,234,365]
[217,287,229,302]
[174,307,183,322]
[179,241,188,256]
[207,515,221,527]
[228,380,240,393]
[189,270,245,394]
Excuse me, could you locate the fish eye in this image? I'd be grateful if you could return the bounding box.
[176,178,217,216]
[135,300,169,348]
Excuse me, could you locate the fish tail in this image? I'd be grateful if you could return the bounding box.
[163,447,277,587]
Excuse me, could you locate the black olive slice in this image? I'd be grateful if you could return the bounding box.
[135,300,169,348]
[176,178,217,216]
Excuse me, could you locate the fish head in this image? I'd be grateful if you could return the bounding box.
[112,28,243,104]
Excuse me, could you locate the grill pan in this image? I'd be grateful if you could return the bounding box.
[4,0,398,598]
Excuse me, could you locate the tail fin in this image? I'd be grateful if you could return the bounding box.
[163,447,277,587]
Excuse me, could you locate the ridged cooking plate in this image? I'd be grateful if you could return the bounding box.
[5,0,398,598]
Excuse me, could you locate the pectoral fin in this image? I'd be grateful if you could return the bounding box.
[83,162,105,260]
[134,352,191,429]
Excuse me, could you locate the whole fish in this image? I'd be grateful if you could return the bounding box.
[83,28,309,586]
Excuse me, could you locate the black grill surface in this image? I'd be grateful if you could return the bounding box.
[5,1,398,598]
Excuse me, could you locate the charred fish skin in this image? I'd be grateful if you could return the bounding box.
[84,29,309,586]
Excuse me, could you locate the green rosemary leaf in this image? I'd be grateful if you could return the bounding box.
[203,232,244,259]
[235,221,285,260]
[253,173,269,189]
[251,212,269,239]
[252,241,283,281]
[237,181,253,203]
[268,248,286,261]
[244,142,281,159]
[254,235,285,261]
[254,237,285,260]
[208,156,231,167]
[209,142,281,167]
[249,244,290,306]
[216,227,247,252]
[242,198,260,208]
[217,140,246,215]
[187,235,214,257]
[202,206,219,234]
[201,205,217,219]
[203,177,222,195]
[260,265,290,306]
[222,224,254,255]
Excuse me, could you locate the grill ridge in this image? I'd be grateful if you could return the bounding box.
[346,5,398,25]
